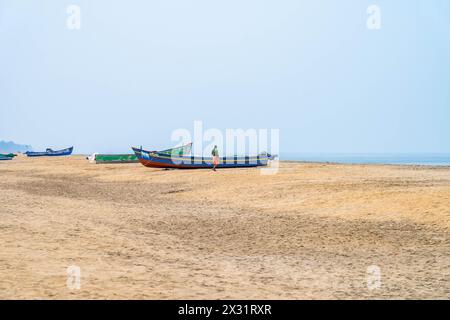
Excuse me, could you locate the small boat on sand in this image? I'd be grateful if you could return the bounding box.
[132,146,274,169]
[0,155,13,161]
[25,147,73,157]
[93,154,138,164]
[0,153,17,158]
[94,143,192,164]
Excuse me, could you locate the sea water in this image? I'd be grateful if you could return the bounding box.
[280,153,450,166]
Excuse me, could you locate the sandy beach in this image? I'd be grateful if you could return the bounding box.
[0,155,449,299]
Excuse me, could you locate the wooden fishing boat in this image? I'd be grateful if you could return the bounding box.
[94,143,192,164]
[0,153,17,158]
[25,147,73,157]
[132,147,274,169]
[94,154,138,164]
[0,156,13,161]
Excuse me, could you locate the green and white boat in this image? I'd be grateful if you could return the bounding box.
[92,143,192,164]
[0,153,17,158]
[94,154,138,164]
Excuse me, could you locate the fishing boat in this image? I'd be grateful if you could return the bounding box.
[94,143,192,164]
[94,154,138,164]
[25,147,73,157]
[0,155,13,161]
[0,153,17,158]
[132,147,274,169]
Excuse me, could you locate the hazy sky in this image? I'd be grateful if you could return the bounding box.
[1,0,449,153]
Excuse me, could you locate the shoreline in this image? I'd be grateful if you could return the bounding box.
[280,159,450,168]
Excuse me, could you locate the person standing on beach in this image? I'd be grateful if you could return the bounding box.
[212,145,219,171]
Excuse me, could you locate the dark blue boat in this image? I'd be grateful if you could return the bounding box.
[25,147,74,157]
[132,147,274,169]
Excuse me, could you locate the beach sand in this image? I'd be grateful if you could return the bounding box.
[0,155,449,299]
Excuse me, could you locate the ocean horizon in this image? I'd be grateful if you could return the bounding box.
[280,153,450,166]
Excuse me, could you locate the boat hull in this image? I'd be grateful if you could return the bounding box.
[26,147,73,157]
[133,148,270,169]
[0,153,16,158]
[95,154,138,164]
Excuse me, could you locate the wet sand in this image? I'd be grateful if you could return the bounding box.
[0,155,449,299]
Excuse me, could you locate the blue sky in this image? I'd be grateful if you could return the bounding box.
[1,0,449,153]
